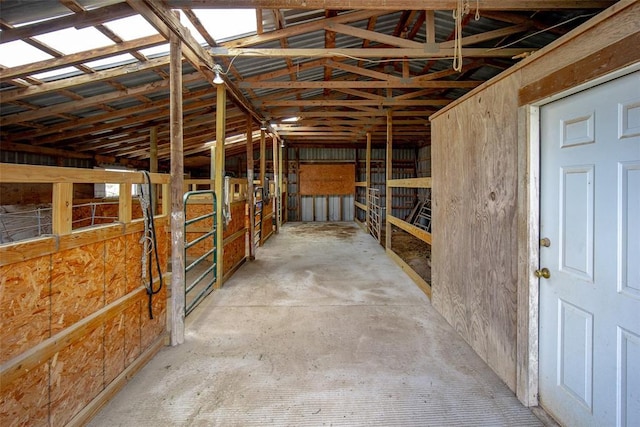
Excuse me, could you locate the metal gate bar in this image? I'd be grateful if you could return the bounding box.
[184,190,217,316]
[367,188,381,243]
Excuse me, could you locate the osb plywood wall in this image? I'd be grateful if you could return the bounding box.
[223,202,247,276]
[430,1,639,395]
[0,223,169,426]
[261,200,274,243]
[299,164,355,196]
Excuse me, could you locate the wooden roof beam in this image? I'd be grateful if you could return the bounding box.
[0,34,166,82]
[127,0,263,123]
[211,47,535,58]
[0,3,135,44]
[240,80,482,89]
[166,1,616,10]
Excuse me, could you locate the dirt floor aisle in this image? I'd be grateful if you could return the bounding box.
[89,222,542,427]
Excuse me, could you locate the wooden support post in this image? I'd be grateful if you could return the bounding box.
[246,114,255,260]
[150,126,158,212]
[118,182,132,224]
[385,109,393,249]
[295,147,301,221]
[52,182,73,235]
[215,83,226,288]
[272,135,279,233]
[278,141,283,228]
[366,131,371,226]
[426,11,436,44]
[260,130,266,187]
[150,127,158,173]
[169,28,185,346]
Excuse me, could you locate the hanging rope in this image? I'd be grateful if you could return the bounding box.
[138,171,163,319]
[452,0,480,72]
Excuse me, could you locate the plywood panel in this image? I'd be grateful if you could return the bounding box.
[104,312,126,386]
[125,232,143,293]
[105,236,126,305]
[140,283,166,350]
[223,202,246,238]
[431,76,520,391]
[299,164,355,196]
[50,326,103,426]
[0,362,49,427]
[0,255,50,363]
[124,301,141,367]
[223,235,245,276]
[51,243,105,334]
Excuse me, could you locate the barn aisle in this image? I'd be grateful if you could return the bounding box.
[89,222,543,426]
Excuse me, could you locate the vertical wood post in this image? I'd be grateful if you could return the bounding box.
[426,11,436,44]
[215,83,226,288]
[150,126,158,173]
[246,114,255,260]
[272,136,279,232]
[278,141,283,228]
[385,109,393,249]
[169,29,185,346]
[52,182,73,235]
[295,147,301,221]
[150,126,158,212]
[366,131,371,226]
[260,130,266,187]
[118,182,132,224]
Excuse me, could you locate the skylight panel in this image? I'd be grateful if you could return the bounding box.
[34,27,114,55]
[32,66,80,81]
[192,9,257,42]
[85,53,137,70]
[139,44,170,58]
[0,40,53,67]
[103,15,157,41]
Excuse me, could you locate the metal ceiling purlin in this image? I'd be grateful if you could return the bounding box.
[0,0,616,162]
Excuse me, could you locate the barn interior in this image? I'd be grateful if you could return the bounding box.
[1,0,638,426]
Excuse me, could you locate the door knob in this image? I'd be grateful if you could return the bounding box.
[535,268,551,279]
[540,237,551,247]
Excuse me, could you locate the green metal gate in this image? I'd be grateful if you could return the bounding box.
[184,190,216,316]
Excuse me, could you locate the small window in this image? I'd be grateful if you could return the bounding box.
[94,168,139,199]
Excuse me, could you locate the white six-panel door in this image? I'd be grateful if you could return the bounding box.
[539,70,640,426]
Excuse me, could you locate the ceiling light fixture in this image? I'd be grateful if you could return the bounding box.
[212,64,224,85]
[260,120,268,131]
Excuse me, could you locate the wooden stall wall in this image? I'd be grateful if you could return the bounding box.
[0,164,170,426]
[430,1,639,399]
[223,201,247,279]
[0,222,169,427]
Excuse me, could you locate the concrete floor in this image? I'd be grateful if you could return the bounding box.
[90,222,544,426]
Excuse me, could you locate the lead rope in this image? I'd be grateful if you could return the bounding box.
[138,171,163,319]
[452,0,480,72]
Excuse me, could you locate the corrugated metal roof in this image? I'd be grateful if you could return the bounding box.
[0,0,617,166]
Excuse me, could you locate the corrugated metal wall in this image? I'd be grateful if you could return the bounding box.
[285,147,419,222]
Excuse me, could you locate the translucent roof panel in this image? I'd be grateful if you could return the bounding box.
[190,9,257,43]
[0,40,53,67]
[32,66,80,81]
[139,44,170,58]
[33,26,114,55]
[85,53,137,70]
[103,15,158,41]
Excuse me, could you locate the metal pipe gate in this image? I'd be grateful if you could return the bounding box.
[184,190,217,316]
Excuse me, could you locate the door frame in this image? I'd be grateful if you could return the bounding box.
[516,62,640,408]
